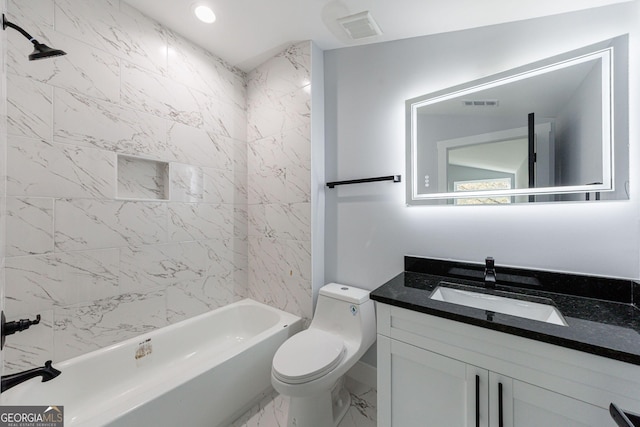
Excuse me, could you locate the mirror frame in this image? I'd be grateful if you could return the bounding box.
[406,37,626,205]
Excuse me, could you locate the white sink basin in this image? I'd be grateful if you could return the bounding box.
[430,285,567,326]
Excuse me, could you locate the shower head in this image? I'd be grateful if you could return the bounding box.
[29,43,66,60]
[2,14,66,61]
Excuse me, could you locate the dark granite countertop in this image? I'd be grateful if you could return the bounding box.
[371,257,640,366]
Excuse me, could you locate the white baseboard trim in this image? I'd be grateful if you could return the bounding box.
[346,361,377,389]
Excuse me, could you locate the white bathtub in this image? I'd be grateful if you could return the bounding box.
[1,299,302,427]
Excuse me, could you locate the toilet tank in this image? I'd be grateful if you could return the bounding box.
[318,283,370,305]
[311,283,376,349]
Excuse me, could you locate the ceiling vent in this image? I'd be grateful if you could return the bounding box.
[462,99,500,107]
[337,11,382,40]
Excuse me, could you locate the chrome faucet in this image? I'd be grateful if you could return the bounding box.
[1,360,61,393]
[484,257,497,289]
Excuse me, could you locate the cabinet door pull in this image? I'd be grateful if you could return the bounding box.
[498,382,504,427]
[475,374,480,427]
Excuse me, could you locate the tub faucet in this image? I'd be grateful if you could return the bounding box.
[484,257,497,289]
[1,360,61,393]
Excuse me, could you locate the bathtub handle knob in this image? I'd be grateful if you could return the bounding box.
[1,311,41,350]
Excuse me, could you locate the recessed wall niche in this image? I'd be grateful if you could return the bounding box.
[117,154,170,200]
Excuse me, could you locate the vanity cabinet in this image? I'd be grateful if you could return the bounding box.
[377,303,640,427]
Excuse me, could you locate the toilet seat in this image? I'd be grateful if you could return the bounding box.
[272,329,346,384]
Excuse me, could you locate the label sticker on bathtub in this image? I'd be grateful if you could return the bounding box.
[135,338,153,360]
[0,405,64,427]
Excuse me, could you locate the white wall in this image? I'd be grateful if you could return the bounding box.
[324,2,640,291]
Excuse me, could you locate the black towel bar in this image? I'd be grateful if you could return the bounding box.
[326,175,401,189]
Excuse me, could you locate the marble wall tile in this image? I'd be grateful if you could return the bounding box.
[5,197,54,256]
[232,138,248,173]
[8,34,121,104]
[55,199,168,251]
[2,0,262,372]
[264,203,311,241]
[167,31,246,109]
[119,242,208,292]
[7,0,54,36]
[285,123,312,204]
[170,163,205,202]
[7,0,120,105]
[5,0,55,84]
[2,309,54,374]
[5,249,120,315]
[247,237,310,316]
[245,42,313,322]
[248,124,310,180]
[53,290,167,361]
[53,89,170,159]
[48,33,120,102]
[166,275,245,324]
[234,172,249,206]
[283,123,312,169]
[171,165,237,204]
[248,135,283,174]
[121,61,204,127]
[284,240,313,319]
[7,136,116,199]
[201,238,248,280]
[286,240,312,284]
[247,169,287,205]
[287,161,311,204]
[193,91,247,141]
[247,42,311,101]
[247,204,269,238]
[234,205,249,240]
[247,83,310,143]
[165,279,215,324]
[168,203,233,242]
[55,0,168,75]
[5,36,55,90]
[166,122,234,170]
[203,168,236,204]
[7,74,52,140]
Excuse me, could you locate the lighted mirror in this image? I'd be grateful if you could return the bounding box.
[406,35,628,205]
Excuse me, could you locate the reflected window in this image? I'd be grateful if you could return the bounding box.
[453,178,511,205]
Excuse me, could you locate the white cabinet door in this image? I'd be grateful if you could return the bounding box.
[509,379,612,427]
[378,335,488,427]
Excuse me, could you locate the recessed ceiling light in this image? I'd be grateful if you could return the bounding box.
[194,5,216,24]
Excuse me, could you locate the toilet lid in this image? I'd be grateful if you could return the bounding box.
[272,329,346,384]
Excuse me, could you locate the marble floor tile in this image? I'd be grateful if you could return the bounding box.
[229,377,377,427]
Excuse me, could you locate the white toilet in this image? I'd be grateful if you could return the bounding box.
[271,283,376,427]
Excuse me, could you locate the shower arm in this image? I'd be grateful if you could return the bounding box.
[2,15,39,45]
[2,14,66,60]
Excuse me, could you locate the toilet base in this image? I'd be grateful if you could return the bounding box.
[286,377,351,427]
